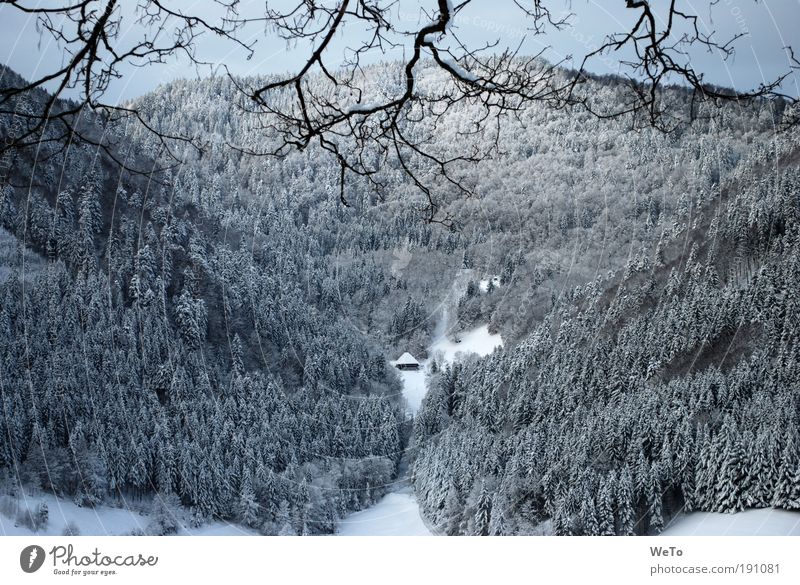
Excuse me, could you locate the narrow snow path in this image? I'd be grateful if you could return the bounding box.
[336,486,431,536]
[396,368,427,415]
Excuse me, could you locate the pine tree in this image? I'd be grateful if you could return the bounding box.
[693,428,713,510]
[489,493,508,535]
[743,431,776,508]
[648,473,664,534]
[580,497,600,535]
[147,493,181,536]
[616,467,636,536]
[716,419,746,513]
[473,481,492,536]
[553,501,573,536]
[20,432,48,493]
[237,473,260,528]
[77,168,102,272]
[75,449,109,508]
[175,289,206,349]
[231,333,245,374]
[773,432,800,510]
[598,478,616,536]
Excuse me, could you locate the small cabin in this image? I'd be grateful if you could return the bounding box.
[395,352,421,371]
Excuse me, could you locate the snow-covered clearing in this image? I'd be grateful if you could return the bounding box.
[0,492,254,536]
[336,486,431,536]
[0,493,144,536]
[661,509,800,536]
[479,275,501,292]
[429,324,503,365]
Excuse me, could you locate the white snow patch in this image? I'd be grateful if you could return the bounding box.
[479,275,501,292]
[179,522,256,536]
[440,57,480,83]
[661,509,800,536]
[336,486,431,536]
[391,323,502,415]
[429,324,503,366]
[395,367,427,416]
[445,0,455,30]
[0,492,254,536]
[0,493,146,536]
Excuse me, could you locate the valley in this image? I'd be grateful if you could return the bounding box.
[0,62,799,537]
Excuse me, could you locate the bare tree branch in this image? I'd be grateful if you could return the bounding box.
[0,1,797,219]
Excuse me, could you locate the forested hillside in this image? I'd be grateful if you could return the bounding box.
[413,139,800,534]
[0,61,796,534]
[0,67,404,535]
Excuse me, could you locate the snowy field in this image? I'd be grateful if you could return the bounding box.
[429,324,503,365]
[661,509,800,536]
[0,492,254,536]
[336,486,432,536]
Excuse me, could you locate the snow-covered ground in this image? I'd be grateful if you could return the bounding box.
[0,492,254,536]
[661,509,800,536]
[429,324,503,365]
[479,275,501,292]
[395,367,427,415]
[0,493,145,536]
[336,486,432,536]
[181,522,256,536]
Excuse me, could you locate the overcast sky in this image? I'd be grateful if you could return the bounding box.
[2,1,799,102]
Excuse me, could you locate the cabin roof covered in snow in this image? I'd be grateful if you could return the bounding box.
[396,352,419,365]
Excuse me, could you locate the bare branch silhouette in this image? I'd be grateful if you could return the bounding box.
[0,1,797,218]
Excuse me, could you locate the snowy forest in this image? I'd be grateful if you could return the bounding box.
[0,57,799,535]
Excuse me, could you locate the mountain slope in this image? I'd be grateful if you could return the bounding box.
[412,137,800,535]
[0,69,404,535]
